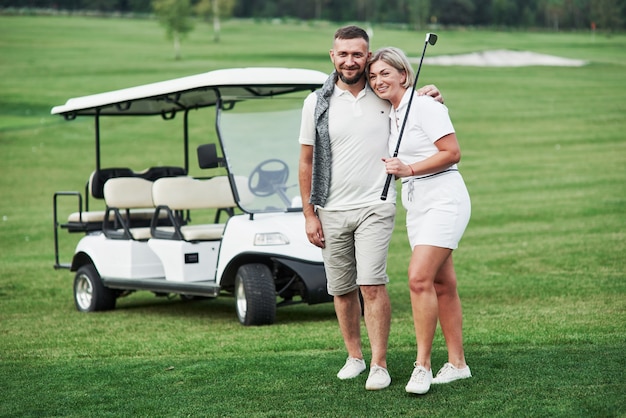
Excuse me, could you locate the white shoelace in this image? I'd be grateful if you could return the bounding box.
[436,363,455,378]
[410,366,429,383]
[370,365,387,377]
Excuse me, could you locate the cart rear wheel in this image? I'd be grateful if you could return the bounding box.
[74,264,116,312]
[235,263,276,325]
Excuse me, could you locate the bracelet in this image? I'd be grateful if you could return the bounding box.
[409,165,415,176]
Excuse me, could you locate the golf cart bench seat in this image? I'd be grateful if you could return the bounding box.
[151,176,237,241]
[102,177,156,241]
[62,167,134,232]
[63,166,186,232]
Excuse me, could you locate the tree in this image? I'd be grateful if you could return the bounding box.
[492,0,518,26]
[591,0,624,33]
[314,0,331,20]
[195,0,236,42]
[544,0,565,31]
[152,0,194,60]
[433,0,476,25]
[407,0,432,29]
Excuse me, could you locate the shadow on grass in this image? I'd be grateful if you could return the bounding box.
[112,291,337,325]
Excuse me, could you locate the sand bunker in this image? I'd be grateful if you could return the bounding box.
[418,49,587,67]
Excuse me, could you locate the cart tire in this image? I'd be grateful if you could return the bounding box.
[74,264,116,312]
[235,263,276,326]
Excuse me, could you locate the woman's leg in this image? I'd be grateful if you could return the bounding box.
[434,254,467,368]
[408,245,453,369]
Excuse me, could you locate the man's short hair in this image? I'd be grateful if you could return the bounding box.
[334,25,369,44]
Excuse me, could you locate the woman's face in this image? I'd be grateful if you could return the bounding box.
[368,60,406,106]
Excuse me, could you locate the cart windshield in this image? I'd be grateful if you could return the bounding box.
[218,93,309,213]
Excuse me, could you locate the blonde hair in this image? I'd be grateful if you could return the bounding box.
[368,47,415,89]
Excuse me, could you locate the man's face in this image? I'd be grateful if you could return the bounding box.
[330,37,370,85]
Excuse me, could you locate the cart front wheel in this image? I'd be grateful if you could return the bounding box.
[235,263,276,326]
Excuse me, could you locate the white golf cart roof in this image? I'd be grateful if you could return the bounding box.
[51,67,328,117]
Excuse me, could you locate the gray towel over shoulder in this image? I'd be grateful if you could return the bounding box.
[310,71,338,207]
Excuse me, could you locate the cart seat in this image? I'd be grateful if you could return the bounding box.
[61,168,134,231]
[103,177,156,240]
[64,167,182,232]
[150,176,239,241]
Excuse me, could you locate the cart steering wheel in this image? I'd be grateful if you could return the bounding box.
[248,159,290,198]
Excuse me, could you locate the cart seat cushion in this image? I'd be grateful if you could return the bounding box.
[128,227,153,240]
[152,176,237,210]
[104,226,153,240]
[67,209,157,224]
[151,176,243,242]
[102,177,158,241]
[104,177,154,208]
[157,224,225,241]
[67,210,108,224]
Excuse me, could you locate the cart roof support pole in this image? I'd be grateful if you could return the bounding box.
[95,111,101,171]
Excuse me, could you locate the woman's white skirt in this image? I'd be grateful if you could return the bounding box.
[401,171,471,250]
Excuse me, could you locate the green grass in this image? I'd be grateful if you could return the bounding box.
[1,16,625,417]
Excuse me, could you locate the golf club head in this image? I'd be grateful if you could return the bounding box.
[425,33,438,46]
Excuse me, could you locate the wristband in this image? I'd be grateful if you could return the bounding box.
[409,165,415,176]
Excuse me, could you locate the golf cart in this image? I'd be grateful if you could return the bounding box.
[52,67,333,325]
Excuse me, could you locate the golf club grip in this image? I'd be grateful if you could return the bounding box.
[380,173,394,201]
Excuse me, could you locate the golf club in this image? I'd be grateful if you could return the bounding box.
[381,32,438,201]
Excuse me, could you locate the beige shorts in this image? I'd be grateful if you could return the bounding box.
[317,203,395,296]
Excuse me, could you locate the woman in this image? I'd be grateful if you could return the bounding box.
[368,47,472,395]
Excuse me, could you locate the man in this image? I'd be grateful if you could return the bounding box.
[298,25,442,391]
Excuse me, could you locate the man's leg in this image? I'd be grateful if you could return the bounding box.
[317,209,365,378]
[334,288,363,360]
[360,284,390,368]
[353,204,395,369]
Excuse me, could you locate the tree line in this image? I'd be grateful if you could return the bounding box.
[3,0,624,31]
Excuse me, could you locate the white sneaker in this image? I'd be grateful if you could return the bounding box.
[405,363,432,394]
[432,362,472,384]
[337,357,366,380]
[365,364,391,390]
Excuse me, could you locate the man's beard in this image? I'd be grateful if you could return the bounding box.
[338,68,364,85]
